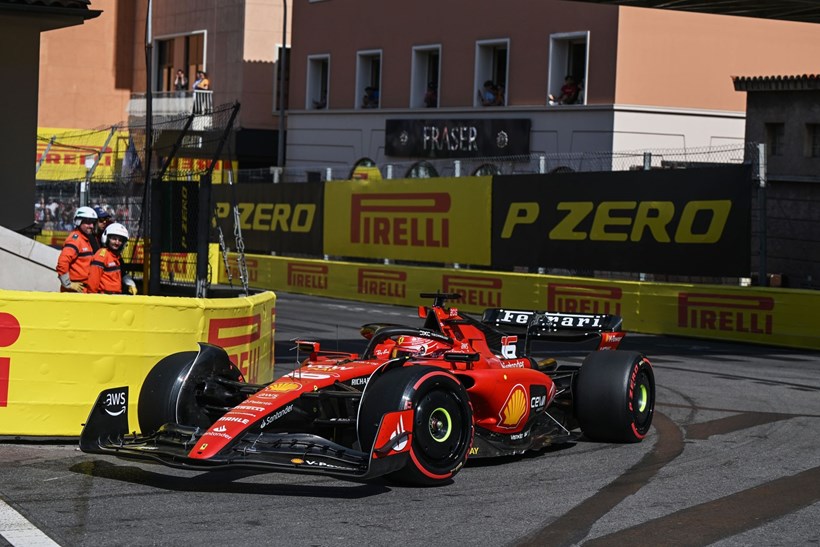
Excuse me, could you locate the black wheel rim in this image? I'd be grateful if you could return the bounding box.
[414,389,468,466]
[632,369,653,432]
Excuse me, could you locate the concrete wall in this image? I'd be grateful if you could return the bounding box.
[0,227,60,292]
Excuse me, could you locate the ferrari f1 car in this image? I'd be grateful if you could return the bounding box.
[81,292,655,486]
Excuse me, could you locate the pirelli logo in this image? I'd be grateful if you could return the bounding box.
[678,293,773,335]
[357,268,407,298]
[287,263,328,289]
[350,193,450,247]
[443,275,502,307]
[229,258,258,283]
[208,315,261,348]
[547,283,622,315]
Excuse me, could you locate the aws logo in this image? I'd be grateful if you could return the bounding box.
[498,384,528,429]
[501,200,732,243]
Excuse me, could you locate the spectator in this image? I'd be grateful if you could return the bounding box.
[362,86,379,108]
[424,82,438,108]
[56,206,97,292]
[479,80,497,106]
[494,83,506,106]
[92,205,112,251]
[193,71,210,90]
[549,75,580,105]
[173,69,188,96]
[86,223,137,295]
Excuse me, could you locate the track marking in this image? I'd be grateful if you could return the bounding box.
[0,499,60,546]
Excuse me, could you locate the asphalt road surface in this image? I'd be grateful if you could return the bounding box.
[1,292,818,546]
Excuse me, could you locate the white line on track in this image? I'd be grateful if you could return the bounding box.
[0,499,60,546]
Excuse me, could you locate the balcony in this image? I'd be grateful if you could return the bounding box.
[127,90,213,124]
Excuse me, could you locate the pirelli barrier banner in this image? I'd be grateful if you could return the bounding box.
[324,177,492,265]
[220,254,820,350]
[212,182,324,255]
[492,165,752,276]
[0,289,275,437]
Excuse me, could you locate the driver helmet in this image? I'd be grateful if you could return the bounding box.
[393,335,451,357]
[73,206,98,227]
[102,222,129,246]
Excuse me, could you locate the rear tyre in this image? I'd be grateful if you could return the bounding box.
[358,365,473,486]
[138,343,245,433]
[576,351,655,443]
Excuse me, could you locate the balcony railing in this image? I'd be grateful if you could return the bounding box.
[127,90,213,120]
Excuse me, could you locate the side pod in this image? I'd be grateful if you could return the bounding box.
[79,386,130,453]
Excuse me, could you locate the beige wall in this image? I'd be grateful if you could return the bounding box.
[38,0,132,129]
[614,8,820,111]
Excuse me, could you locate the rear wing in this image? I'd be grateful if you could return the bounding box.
[481,308,624,350]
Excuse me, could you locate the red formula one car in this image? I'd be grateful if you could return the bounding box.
[81,293,655,486]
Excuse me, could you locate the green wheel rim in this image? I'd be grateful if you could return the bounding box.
[428,407,452,443]
[636,383,648,413]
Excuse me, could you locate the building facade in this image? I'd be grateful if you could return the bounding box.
[37,0,289,169]
[286,0,820,177]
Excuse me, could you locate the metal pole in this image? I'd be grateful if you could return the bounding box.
[757,143,767,287]
[146,0,162,296]
[276,0,288,168]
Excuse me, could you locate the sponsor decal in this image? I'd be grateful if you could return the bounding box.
[498,384,528,429]
[256,391,279,399]
[291,458,305,465]
[389,416,408,451]
[530,385,548,412]
[501,335,518,359]
[547,283,622,315]
[501,359,526,369]
[287,263,328,289]
[199,443,208,451]
[267,381,302,393]
[0,313,22,408]
[443,275,502,307]
[260,404,294,429]
[213,425,227,433]
[350,193,450,247]
[217,416,250,425]
[304,460,356,471]
[286,371,331,380]
[306,364,351,373]
[541,313,604,329]
[677,293,773,335]
[469,447,480,456]
[214,202,316,233]
[351,377,369,387]
[233,405,268,412]
[103,390,127,417]
[357,268,407,298]
[207,315,262,380]
[510,430,530,441]
[202,431,233,440]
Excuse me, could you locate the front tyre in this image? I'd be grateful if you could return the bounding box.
[138,343,245,433]
[358,365,473,486]
[576,351,655,443]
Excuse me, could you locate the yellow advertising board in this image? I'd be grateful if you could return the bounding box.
[323,177,492,265]
[0,289,275,437]
[221,253,820,351]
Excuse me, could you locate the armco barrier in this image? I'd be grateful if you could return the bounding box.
[220,253,820,350]
[0,289,275,437]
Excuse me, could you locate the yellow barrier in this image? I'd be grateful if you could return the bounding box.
[220,254,820,350]
[0,289,276,437]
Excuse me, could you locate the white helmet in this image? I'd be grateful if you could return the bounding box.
[73,206,98,227]
[102,222,129,245]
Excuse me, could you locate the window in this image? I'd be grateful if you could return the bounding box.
[405,161,438,178]
[307,55,330,110]
[356,50,382,109]
[766,123,785,156]
[805,123,820,157]
[411,46,441,108]
[155,32,206,93]
[548,32,589,105]
[475,39,509,107]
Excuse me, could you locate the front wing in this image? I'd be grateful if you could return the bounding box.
[80,387,411,481]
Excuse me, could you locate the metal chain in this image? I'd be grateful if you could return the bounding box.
[216,225,233,288]
[228,170,249,296]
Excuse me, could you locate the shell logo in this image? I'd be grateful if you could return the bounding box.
[267,381,302,393]
[498,384,528,429]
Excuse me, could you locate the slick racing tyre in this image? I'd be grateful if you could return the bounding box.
[576,351,655,443]
[358,365,473,486]
[138,343,245,434]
